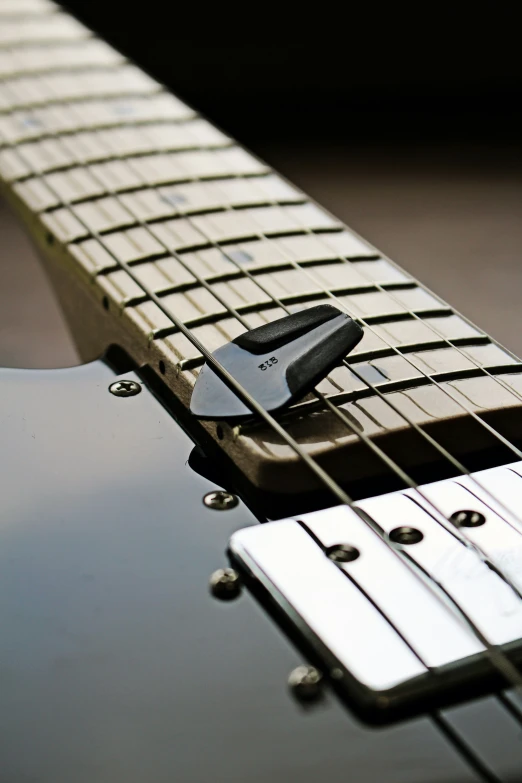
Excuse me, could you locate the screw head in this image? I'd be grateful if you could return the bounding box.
[450,509,486,528]
[109,380,142,397]
[326,544,360,563]
[389,526,424,545]
[209,568,242,600]
[288,665,323,702]
[203,491,239,511]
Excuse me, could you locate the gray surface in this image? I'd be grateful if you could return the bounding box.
[1,144,521,368]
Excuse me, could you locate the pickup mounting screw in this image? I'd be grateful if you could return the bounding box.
[203,491,239,511]
[209,568,242,600]
[288,665,323,702]
[109,380,142,397]
[450,510,486,528]
[327,544,360,563]
[389,527,424,545]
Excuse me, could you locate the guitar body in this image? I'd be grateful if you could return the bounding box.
[1,3,522,781]
[0,359,518,783]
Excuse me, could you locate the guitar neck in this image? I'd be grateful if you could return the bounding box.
[2,0,522,495]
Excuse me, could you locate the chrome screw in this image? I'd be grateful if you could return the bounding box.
[109,380,142,397]
[209,568,242,600]
[327,544,360,563]
[450,509,486,528]
[203,491,239,511]
[389,526,424,545]
[288,665,324,702]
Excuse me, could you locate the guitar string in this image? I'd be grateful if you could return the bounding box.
[4,101,522,713]
[3,71,522,647]
[0,30,516,780]
[3,69,522,439]
[10,96,522,580]
[4,75,522,545]
[431,714,501,783]
[4,104,522,554]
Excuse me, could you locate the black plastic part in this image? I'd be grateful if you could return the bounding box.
[190,305,364,421]
[287,318,363,394]
[234,305,338,354]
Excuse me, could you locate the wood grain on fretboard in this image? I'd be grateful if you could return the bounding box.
[2,0,522,492]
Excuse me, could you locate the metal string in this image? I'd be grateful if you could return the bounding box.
[5,78,522,539]
[0,30,519,780]
[50,111,522,561]
[4,100,522,706]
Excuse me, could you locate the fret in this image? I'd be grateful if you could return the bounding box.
[0,0,57,13]
[72,197,135,235]
[13,176,57,210]
[148,218,208,251]
[0,120,231,176]
[118,189,177,222]
[102,227,166,265]
[156,177,295,214]
[79,160,143,192]
[0,66,160,112]
[45,168,105,203]
[187,204,340,243]
[40,206,86,242]
[0,15,89,47]
[126,147,268,187]
[147,305,490,379]
[24,155,271,200]
[2,3,522,501]
[98,269,145,308]
[70,238,119,277]
[0,95,193,143]
[0,40,124,78]
[3,137,75,172]
[0,146,31,179]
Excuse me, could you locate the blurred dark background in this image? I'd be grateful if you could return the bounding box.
[1,2,521,368]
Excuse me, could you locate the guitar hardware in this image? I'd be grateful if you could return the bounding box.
[288,665,324,702]
[209,568,242,601]
[108,379,142,397]
[203,490,239,510]
[2,0,522,777]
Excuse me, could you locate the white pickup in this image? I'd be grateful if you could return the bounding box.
[229,462,522,723]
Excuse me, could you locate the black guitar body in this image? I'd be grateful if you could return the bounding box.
[0,357,519,783]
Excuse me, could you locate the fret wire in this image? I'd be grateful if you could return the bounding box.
[4,56,522,706]
[144,160,522,535]
[2,26,522,758]
[16,135,522,702]
[7,98,522,545]
[7,125,235,175]
[0,111,198,146]
[152,175,522,619]
[227,177,522,532]
[0,70,161,114]
[65,122,522,699]
[5,96,522,498]
[242,176,522,450]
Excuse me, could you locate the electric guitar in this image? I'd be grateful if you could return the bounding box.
[1,3,522,781]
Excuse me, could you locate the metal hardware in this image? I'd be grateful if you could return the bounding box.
[209,568,242,600]
[288,665,323,702]
[109,379,142,397]
[229,467,522,723]
[326,544,360,563]
[389,527,424,545]
[450,510,486,528]
[203,491,239,511]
